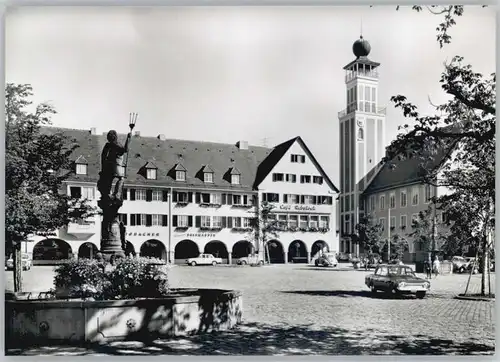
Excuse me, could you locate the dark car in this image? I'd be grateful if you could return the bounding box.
[365,264,431,299]
[315,253,338,267]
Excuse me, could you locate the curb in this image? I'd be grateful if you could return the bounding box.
[455,294,495,302]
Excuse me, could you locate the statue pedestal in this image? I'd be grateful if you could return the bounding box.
[98,197,126,262]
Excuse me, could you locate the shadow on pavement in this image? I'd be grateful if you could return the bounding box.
[6,322,494,356]
[281,290,422,299]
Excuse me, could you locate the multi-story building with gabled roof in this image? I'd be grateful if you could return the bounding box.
[26,127,339,265]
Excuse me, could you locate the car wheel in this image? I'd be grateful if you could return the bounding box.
[416,291,426,299]
[369,283,377,293]
[212,261,217,266]
[259,260,264,265]
[241,260,247,265]
[190,261,196,266]
[459,267,465,273]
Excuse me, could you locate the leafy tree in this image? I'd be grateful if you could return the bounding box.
[355,213,383,256]
[383,6,494,295]
[248,200,280,264]
[5,83,95,292]
[389,234,409,261]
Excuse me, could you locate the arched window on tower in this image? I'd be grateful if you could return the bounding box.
[357,127,364,140]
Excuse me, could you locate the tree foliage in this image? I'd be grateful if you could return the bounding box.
[384,6,494,295]
[248,200,281,263]
[5,83,95,291]
[355,213,383,255]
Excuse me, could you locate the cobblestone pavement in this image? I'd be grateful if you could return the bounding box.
[5,264,496,355]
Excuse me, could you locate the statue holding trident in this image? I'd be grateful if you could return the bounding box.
[97,113,138,261]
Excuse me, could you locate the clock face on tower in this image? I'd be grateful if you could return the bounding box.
[357,119,365,127]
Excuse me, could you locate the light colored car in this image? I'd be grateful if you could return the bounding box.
[237,255,264,265]
[6,253,32,271]
[186,253,222,266]
[315,252,338,267]
[451,256,470,273]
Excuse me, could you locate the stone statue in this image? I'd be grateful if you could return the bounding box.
[97,129,134,262]
[97,130,132,201]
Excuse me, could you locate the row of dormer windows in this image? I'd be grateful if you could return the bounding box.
[262,193,333,205]
[272,173,323,185]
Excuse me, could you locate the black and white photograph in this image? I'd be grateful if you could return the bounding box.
[4,5,496,356]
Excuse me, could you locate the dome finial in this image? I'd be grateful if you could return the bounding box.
[352,35,371,58]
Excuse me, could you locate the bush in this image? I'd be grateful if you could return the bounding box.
[53,258,109,300]
[53,257,169,300]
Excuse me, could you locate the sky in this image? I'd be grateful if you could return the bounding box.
[5,6,496,186]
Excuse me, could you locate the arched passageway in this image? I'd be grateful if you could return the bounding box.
[78,242,99,259]
[311,240,329,260]
[232,240,255,259]
[125,241,136,257]
[288,240,308,263]
[140,239,167,260]
[204,240,229,259]
[175,239,200,261]
[266,240,285,263]
[33,239,73,261]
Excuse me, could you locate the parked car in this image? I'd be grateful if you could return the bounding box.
[465,257,479,274]
[314,252,338,267]
[237,255,264,265]
[5,253,32,271]
[365,264,431,299]
[186,253,222,266]
[336,252,350,262]
[451,256,470,273]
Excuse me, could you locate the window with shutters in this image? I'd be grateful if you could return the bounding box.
[242,217,251,228]
[288,215,298,228]
[177,215,189,227]
[313,176,323,184]
[201,216,211,228]
[389,193,395,209]
[210,193,221,204]
[232,194,242,205]
[136,189,147,201]
[390,216,396,228]
[272,173,284,182]
[152,214,161,226]
[412,187,419,205]
[82,187,95,200]
[289,194,299,204]
[285,174,297,183]
[233,217,242,228]
[300,175,312,183]
[400,215,407,229]
[177,192,189,203]
[263,193,279,203]
[424,184,432,203]
[152,190,162,201]
[379,195,385,210]
[212,216,222,228]
[379,217,386,231]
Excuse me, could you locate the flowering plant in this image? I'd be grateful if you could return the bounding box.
[53,257,169,300]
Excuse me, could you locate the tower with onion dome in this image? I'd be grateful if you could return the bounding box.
[338,35,387,256]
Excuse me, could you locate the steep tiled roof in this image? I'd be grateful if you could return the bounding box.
[253,136,340,193]
[363,127,459,195]
[42,127,272,191]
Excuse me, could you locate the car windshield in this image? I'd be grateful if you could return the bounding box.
[388,266,415,276]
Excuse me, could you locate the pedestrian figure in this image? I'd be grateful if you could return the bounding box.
[424,259,432,279]
[433,256,440,277]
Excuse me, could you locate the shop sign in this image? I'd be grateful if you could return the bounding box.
[128,232,160,237]
[186,233,217,238]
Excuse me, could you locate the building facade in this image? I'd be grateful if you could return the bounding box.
[26,129,339,265]
[337,36,452,262]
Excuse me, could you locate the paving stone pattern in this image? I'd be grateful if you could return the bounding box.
[5,264,495,355]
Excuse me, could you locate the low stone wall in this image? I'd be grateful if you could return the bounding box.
[6,288,242,347]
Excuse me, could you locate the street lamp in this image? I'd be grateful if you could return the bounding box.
[129,112,138,131]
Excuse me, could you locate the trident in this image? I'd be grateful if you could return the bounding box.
[124,112,138,179]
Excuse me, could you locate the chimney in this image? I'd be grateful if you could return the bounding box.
[90,127,97,135]
[236,140,249,150]
[157,134,166,141]
[134,131,141,137]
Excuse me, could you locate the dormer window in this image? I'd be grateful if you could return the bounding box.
[74,155,88,175]
[231,174,240,185]
[201,165,215,183]
[147,168,157,180]
[228,167,241,185]
[204,172,214,183]
[176,170,186,181]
